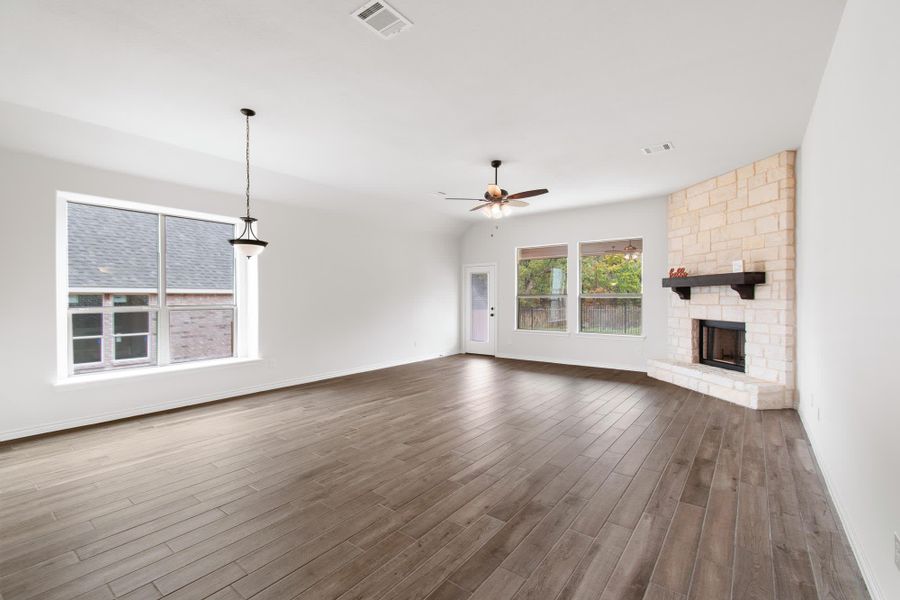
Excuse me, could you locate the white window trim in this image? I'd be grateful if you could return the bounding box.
[513,242,570,334]
[576,237,644,337]
[56,191,259,382]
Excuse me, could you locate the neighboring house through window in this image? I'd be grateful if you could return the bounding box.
[63,196,248,376]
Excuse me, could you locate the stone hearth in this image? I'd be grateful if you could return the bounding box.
[648,151,796,409]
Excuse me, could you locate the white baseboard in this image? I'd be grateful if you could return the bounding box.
[0,352,456,442]
[797,408,885,600]
[495,352,646,373]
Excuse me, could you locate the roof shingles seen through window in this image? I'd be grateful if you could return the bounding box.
[165,216,234,290]
[67,203,234,291]
[68,203,159,289]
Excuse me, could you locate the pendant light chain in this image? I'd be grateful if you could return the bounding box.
[245,111,251,219]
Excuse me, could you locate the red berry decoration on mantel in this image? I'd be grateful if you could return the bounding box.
[669,267,689,278]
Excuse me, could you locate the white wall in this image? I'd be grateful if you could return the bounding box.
[796,0,900,597]
[459,197,667,371]
[0,149,460,440]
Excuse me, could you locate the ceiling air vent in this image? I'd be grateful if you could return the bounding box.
[353,1,412,39]
[641,142,675,155]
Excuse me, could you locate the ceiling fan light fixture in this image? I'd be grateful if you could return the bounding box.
[228,108,269,258]
[445,159,548,218]
[623,240,639,260]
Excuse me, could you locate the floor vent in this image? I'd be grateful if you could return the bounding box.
[642,142,675,155]
[352,1,412,39]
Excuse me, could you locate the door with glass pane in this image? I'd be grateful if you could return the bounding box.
[463,264,497,355]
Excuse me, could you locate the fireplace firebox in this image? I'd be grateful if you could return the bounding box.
[699,320,745,372]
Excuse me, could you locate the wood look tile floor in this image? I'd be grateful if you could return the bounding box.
[0,356,870,600]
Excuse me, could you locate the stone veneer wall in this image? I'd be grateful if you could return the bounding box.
[666,150,796,396]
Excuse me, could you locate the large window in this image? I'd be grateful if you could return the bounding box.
[517,244,568,331]
[64,199,242,376]
[579,240,642,335]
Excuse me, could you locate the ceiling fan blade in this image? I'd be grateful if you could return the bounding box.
[469,204,490,212]
[506,200,529,207]
[446,197,487,201]
[507,188,549,200]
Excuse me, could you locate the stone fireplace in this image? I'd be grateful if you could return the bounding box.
[647,151,796,409]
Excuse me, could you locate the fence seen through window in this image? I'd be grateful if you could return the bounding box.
[517,244,568,331]
[579,239,642,335]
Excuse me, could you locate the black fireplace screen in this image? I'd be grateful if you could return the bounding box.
[699,320,745,372]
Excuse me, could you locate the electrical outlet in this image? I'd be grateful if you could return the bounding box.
[894,532,900,571]
[817,407,822,422]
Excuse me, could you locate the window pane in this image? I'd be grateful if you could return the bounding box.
[580,253,642,295]
[169,309,234,363]
[73,338,102,364]
[67,203,158,289]
[517,257,567,296]
[69,294,102,307]
[580,297,642,335]
[517,245,568,332]
[113,294,153,306]
[579,239,642,336]
[470,272,488,343]
[166,216,234,305]
[114,312,149,334]
[517,297,567,331]
[115,335,148,360]
[72,313,102,337]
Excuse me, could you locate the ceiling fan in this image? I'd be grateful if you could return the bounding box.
[441,160,548,218]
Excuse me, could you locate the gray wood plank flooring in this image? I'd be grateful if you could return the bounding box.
[0,356,870,599]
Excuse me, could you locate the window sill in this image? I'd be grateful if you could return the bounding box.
[55,356,262,387]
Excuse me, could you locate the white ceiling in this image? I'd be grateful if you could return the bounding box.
[0,0,845,230]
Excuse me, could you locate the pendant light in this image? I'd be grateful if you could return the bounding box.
[229,108,269,258]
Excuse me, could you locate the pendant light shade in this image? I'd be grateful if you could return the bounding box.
[229,108,269,258]
[231,217,267,258]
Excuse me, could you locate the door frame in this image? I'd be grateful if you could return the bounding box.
[462,263,497,356]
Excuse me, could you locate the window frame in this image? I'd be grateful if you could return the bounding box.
[56,191,258,380]
[514,242,570,334]
[577,237,644,337]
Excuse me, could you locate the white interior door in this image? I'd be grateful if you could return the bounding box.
[463,264,497,355]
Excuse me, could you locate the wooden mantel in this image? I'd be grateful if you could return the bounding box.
[661,272,766,300]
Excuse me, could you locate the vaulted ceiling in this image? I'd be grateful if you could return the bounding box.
[0,0,845,231]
